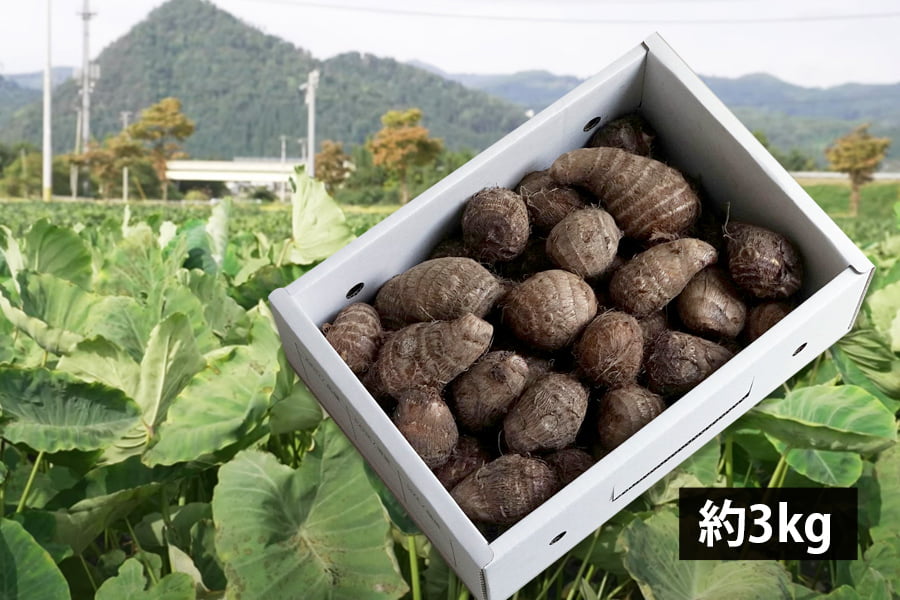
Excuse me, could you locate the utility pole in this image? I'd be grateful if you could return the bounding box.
[279,134,288,202]
[121,111,132,202]
[78,0,96,197]
[299,69,319,177]
[42,0,52,203]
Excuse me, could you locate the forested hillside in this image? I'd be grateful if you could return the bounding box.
[0,76,40,131]
[0,0,527,158]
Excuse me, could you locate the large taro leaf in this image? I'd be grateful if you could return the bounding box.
[620,510,791,600]
[178,269,250,345]
[22,220,93,289]
[867,280,900,352]
[288,167,355,265]
[0,368,141,453]
[737,385,897,454]
[230,263,313,309]
[95,558,194,600]
[57,337,141,400]
[0,289,81,356]
[0,518,70,600]
[851,536,900,595]
[766,436,863,487]
[870,445,900,543]
[837,329,900,397]
[211,420,408,600]
[143,344,275,466]
[831,346,900,413]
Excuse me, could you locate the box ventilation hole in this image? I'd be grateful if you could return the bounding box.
[583,116,602,132]
[345,282,364,299]
[550,531,566,545]
[792,342,807,356]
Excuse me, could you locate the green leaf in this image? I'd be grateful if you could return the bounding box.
[57,337,141,399]
[143,344,275,466]
[206,198,230,268]
[0,518,70,600]
[837,329,900,396]
[269,373,323,435]
[23,220,92,289]
[870,445,900,543]
[867,280,900,350]
[12,511,73,564]
[211,419,408,600]
[363,464,420,536]
[738,385,897,454]
[229,263,313,309]
[767,436,863,486]
[0,284,82,355]
[620,510,791,600]
[95,558,195,600]
[851,536,900,594]
[0,368,142,453]
[178,269,250,345]
[288,167,355,264]
[0,225,25,286]
[830,346,900,413]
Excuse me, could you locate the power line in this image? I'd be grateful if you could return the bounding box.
[227,0,900,25]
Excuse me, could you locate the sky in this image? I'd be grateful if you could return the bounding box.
[1,0,899,88]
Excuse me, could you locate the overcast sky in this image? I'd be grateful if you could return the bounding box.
[1,0,899,88]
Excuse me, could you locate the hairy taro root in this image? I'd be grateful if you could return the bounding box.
[503,373,588,453]
[725,222,803,299]
[451,454,559,525]
[546,448,595,486]
[597,385,666,451]
[574,311,643,388]
[322,302,383,375]
[502,270,598,351]
[374,257,505,329]
[393,387,458,468]
[744,301,793,342]
[546,208,622,279]
[516,170,588,233]
[462,187,530,262]
[550,147,700,241]
[370,313,492,398]
[609,238,718,317]
[645,330,734,396]
[586,113,655,156]
[676,267,747,338]
[433,435,491,490]
[451,351,530,431]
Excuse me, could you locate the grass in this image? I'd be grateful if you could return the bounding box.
[798,181,900,245]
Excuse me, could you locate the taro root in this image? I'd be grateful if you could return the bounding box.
[429,236,469,260]
[322,302,383,375]
[676,267,747,338]
[725,222,803,299]
[516,170,587,233]
[503,373,588,453]
[586,113,655,156]
[502,270,598,351]
[451,454,559,525]
[645,330,734,396]
[451,351,530,431]
[609,238,718,318]
[638,310,668,349]
[374,257,505,329]
[462,187,530,263]
[393,387,458,468]
[550,147,700,241]
[493,237,556,282]
[433,435,491,490]
[546,208,622,279]
[546,448,595,486]
[574,311,643,388]
[744,301,793,342]
[597,385,666,451]
[371,313,492,398]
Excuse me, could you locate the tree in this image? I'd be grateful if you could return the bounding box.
[752,131,816,172]
[128,97,195,201]
[825,124,891,217]
[315,140,352,194]
[368,108,443,204]
[79,132,147,199]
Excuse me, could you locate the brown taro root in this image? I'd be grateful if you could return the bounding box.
[429,236,469,260]
[371,313,493,398]
[744,301,793,342]
[609,238,718,318]
[433,435,491,490]
[451,351,530,432]
[462,187,530,262]
[374,257,505,329]
[546,448,595,486]
[574,311,643,388]
[393,387,458,468]
[676,267,747,338]
[645,331,734,396]
[586,113,655,157]
[549,147,700,241]
[502,270,598,351]
[451,454,559,525]
[638,311,668,349]
[546,208,623,279]
[597,385,666,451]
[503,373,589,453]
[322,302,383,375]
[516,170,587,233]
[725,222,803,299]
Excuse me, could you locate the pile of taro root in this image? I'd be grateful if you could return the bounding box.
[322,114,803,533]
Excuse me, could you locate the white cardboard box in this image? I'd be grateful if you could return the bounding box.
[269,33,874,600]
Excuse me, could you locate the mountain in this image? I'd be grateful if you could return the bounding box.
[5,67,75,91]
[0,76,41,131]
[0,0,527,158]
